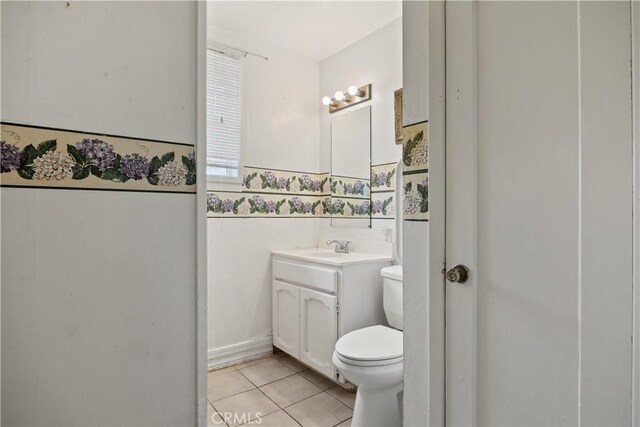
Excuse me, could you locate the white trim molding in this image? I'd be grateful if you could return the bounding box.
[196,2,208,426]
[207,337,274,371]
[632,0,640,424]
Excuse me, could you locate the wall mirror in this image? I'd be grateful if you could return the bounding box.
[330,106,371,227]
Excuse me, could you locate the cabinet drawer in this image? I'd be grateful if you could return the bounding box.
[273,259,338,293]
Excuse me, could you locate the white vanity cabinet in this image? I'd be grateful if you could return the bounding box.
[272,280,301,358]
[271,249,392,381]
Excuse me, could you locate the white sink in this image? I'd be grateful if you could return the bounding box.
[301,251,346,258]
[272,248,392,266]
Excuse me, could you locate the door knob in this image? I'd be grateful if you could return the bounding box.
[446,265,470,284]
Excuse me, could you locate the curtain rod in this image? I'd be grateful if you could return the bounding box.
[207,44,269,61]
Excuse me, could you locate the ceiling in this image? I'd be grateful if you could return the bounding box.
[208,1,402,62]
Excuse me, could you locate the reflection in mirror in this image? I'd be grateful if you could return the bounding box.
[330,106,371,228]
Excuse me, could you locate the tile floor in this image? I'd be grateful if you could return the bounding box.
[207,352,354,427]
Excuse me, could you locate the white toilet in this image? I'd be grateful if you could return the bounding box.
[332,265,403,427]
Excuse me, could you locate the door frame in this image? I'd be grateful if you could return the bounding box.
[442,1,478,424]
[633,1,640,424]
[196,1,208,426]
[426,1,447,426]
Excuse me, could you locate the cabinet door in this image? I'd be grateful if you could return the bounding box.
[299,287,337,378]
[272,280,300,359]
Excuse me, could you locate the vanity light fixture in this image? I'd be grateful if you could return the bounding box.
[322,96,336,107]
[321,83,372,114]
[348,85,364,97]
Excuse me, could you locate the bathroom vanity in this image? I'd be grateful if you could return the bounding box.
[271,249,392,381]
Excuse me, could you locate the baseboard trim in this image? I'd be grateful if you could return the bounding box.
[207,337,274,371]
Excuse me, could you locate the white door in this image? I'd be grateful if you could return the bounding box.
[300,287,337,378]
[444,1,634,425]
[272,280,300,358]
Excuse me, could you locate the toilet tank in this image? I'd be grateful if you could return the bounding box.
[381,265,403,330]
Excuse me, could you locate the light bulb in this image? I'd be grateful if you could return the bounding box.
[322,96,332,106]
[334,91,345,101]
[348,85,358,96]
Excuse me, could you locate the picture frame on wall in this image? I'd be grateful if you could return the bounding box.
[394,88,403,145]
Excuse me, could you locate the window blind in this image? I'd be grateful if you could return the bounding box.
[207,49,241,178]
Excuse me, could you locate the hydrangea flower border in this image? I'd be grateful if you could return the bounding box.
[209,164,399,219]
[207,192,327,217]
[242,167,330,195]
[330,177,370,198]
[1,124,195,193]
[402,121,429,172]
[402,121,429,221]
[371,163,396,192]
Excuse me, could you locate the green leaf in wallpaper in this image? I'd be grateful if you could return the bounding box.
[36,140,57,157]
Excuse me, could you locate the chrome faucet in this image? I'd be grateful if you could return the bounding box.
[327,239,352,254]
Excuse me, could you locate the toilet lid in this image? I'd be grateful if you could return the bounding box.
[335,325,403,362]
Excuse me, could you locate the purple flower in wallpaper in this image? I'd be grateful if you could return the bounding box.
[372,199,384,214]
[303,202,313,214]
[374,172,387,186]
[264,171,277,186]
[208,194,239,214]
[345,183,354,194]
[207,194,221,210]
[300,175,313,190]
[359,201,371,215]
[119,153,150,180]
[312,180,322,192]
[221,199,235,212]
[1,141,22,173]
[291,197,303,210]
[354,180,365,194]
[277,177,287,189]
[251,195,266,209]
[265,200,277,213]
[76,138,116,171]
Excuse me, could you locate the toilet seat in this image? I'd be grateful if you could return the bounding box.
[335,325,403,367]
[335,352,403,367]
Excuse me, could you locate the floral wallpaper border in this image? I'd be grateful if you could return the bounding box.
[1,123,195,193]
[402,121,429,221]
[371,193,395,219]
[209,162,399,219]
[371,162,396,193]
[328,197,371,218]
[330,176,370,199]
[208,192,327,217]
[242,166,330,195]
[403,172,428,221]
[403,121,429,173]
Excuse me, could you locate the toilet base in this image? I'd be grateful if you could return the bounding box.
[351,381,403,427]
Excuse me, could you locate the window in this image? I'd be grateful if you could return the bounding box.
[207,48,242,180]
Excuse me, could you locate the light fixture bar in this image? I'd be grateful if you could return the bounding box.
[321,83,372,114]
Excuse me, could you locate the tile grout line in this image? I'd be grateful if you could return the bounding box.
[207,401,232,427]
[281,389,353,426]
[210,355,352,427]
[238,370,299,388]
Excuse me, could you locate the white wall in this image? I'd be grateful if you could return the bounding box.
[1,2,198,425]
[209,27,320,173]
[319,18,403,251]
[207,220,319,352]
[206,26,322,362]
